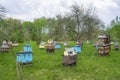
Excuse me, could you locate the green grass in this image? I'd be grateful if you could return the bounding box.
[0,41,120,80]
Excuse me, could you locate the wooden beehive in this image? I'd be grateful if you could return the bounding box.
[62,48,77,66]
[0,46,9,53]
[98,34,111,56]
[62,54,77,66]
[7,41,13,48]
[0,43,9,53]
[46,44,55,53]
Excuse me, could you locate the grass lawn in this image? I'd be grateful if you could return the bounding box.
[0,41,120,80]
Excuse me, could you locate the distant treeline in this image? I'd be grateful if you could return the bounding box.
[0,3,120,44]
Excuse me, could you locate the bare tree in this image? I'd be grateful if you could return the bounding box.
[70,3,85,40]
[69,3,104,40]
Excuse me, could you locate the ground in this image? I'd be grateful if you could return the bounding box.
[0,41,120,80]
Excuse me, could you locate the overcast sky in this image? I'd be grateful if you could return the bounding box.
[1,0,120,26]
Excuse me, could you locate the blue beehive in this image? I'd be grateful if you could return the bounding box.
[16,52,32,64]
[72,46,81,53]
[16,44,32,64]
[96,45,98,49]
[23,44,32,52]
[55,44,61,49]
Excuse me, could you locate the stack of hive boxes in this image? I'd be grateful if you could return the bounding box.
[98,34,111,56]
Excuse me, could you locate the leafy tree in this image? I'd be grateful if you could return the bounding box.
[47,18,56,39]
[0,18,24,42]
[62,16,76,40]
[0,5,6,44]
[23,21,36,41]
[52,15,65,41]
[0,5,6,20]
[34,17,47,41]
[107,16,120,41]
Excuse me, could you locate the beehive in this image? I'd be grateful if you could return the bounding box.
[16,44,32,64]
[98,34,111,56]
[72,46,81,53]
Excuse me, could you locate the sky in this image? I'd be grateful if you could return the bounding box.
[1,0,120,26]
